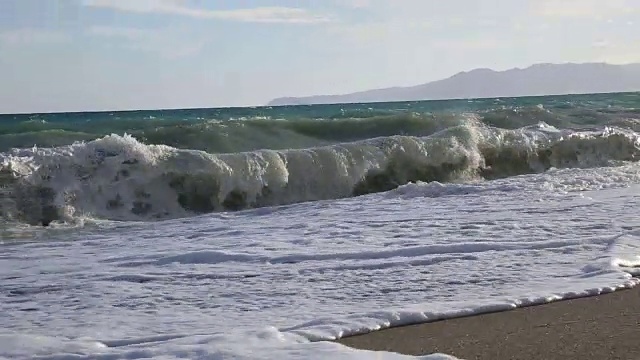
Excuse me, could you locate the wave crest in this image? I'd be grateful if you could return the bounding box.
[1,122,639,225]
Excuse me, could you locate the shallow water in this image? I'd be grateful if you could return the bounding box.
[3,166,640,359]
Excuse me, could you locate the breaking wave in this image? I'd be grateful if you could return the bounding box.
[2,119,640,226]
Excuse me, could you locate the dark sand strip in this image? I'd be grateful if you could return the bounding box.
[337,286,640,360]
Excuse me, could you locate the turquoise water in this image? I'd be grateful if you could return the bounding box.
[5,94,640,360]
[1,92,640,227]
[2,92,639,154]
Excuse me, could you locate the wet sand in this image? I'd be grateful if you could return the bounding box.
[337,286,640,359]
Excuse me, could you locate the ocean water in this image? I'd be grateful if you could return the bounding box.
[2,92,640,359]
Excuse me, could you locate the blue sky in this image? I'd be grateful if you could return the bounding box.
[0,0,638,113]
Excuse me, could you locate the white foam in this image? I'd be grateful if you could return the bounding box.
[2,123,640,225]
[3,151,640,359]
[0,331,459,360]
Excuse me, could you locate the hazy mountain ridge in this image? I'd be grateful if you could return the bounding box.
[268,63,640,106]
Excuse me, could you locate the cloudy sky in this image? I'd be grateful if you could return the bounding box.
[0,0,638,113]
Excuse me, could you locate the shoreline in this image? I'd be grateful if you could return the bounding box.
[336,284,640,359]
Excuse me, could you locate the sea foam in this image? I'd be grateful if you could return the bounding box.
[2,121,639,226]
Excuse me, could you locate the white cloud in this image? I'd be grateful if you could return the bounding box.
[0,29,69,46]
[583,36,640,64]
[89,26,153,41]
[334,0,371,9]
[328,20,431,45]
[533,0,637,19]
[594,50,640,64]
[88,26,204,59]
[83,0,332,24]
[592,40,612,48]
[433,38,504,51]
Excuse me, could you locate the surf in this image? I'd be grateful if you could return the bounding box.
[2,119,639,226]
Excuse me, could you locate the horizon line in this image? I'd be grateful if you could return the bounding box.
[1,90,638,117]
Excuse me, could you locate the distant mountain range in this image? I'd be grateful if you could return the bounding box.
[267,62,640,106]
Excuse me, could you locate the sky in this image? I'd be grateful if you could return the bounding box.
[0,0,638,113]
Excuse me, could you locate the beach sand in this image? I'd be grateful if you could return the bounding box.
[337,286,640,359]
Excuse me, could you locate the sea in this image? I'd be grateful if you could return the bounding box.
[2,92,640,360]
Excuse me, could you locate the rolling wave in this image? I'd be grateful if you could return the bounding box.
[1,95,639,155]
[2,119,639,226]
